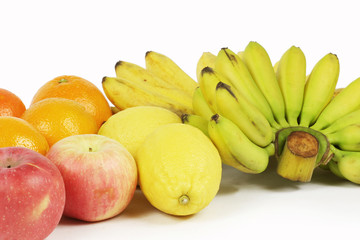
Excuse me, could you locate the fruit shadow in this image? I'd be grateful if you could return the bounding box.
[218,157,351,196]
[218,158,299,194]
[58,187,193,227]
[58,216,87,226]
[311,167,351,186]
[58,187,159,226]
[121,187,196,221]
[120,187,158,217]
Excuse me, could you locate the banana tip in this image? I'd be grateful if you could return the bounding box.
[115,60,123,69]
[211,114,220,123]
[181,114,189,123]
[145,51,153,57]
[201,66,214,76]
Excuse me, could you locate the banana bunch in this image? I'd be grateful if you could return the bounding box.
[102,51,198,117]
[101,42,360,184]
[187,43,284,175]
[186,41,360,183]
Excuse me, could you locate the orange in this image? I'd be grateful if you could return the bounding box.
[22,98,98,147]
[0,88,26,117]
[31,75,112,128]
[0,116,49,155]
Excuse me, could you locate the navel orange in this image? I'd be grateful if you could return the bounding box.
[0,116,49,155]
[22,98,98,147]
[31,75,112,128]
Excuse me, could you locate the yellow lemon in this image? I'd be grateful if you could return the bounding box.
[98,106,181,157]
[136,123,222,216]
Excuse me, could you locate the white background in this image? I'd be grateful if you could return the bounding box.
[1,0,360,239]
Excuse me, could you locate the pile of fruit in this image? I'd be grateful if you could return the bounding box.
[1,41,360,239]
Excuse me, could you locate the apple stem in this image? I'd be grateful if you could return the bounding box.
[89,147,93,152]
[7,165,11,168]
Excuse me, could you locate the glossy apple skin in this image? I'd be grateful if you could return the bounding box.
[0,147,65,240]
[46,134,138,222]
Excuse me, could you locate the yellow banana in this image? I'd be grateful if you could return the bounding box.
[215,47,280,129]
[102,76,192,116]
[198,67,222,113]
[331,145,360,184]
[276,46,306,126]
[181,114,209,137]
[312,77,360,130]
[115,60,169,88]
[237,51,244,61]
[114,61,193,110]
[242,41,288,127]
[215,82,273,147]
[208,114,271,174]
[196,52,216,82]
[145,51,198,96]
[299,53,339,127]
[326,124,360,151]
[192,87,214,120]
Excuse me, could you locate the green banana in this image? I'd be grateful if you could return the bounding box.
[327,159,345,179]
[312,77,360,130]
[321,109,360,135]
[299,53,340,127]
[145,51,198,96]
[102,76,192,116]
[215,47,280,129]
[331,145,360,184]
[196,52,216,82]
[215,82,273,147]
[181,113,209,137]
[326,124,360,151]
[276,46,306,126]
[208,114,271,174]
[242,41,288,128]
[192,87,214,120]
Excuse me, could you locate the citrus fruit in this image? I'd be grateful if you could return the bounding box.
[31,75,112,128]
[0,88,26,117]
[21,98,98,147]
[98,106,181,157]
[0,116,49,155]
[136,123,222,216]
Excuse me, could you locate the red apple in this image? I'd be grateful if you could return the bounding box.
[0,147,65,240]
[46,134,138,222]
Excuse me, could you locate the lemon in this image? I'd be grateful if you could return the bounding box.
[136,123,222,216]
[98,106,181,157]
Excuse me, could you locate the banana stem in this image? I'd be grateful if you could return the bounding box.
[277,131,319,182]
